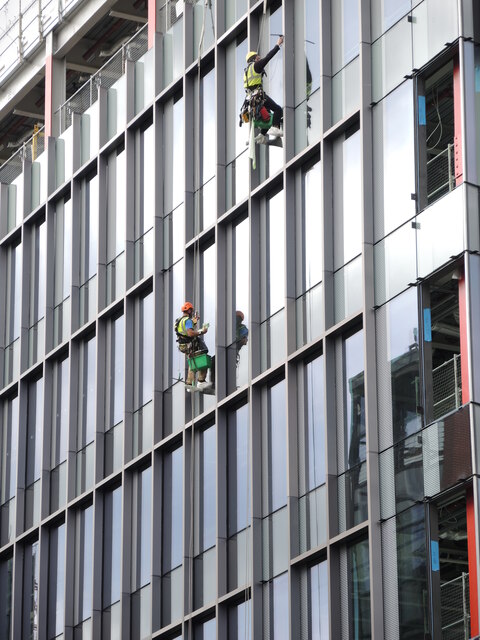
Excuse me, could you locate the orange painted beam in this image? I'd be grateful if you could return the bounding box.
[148,0,155,49]
[458,274,469,404]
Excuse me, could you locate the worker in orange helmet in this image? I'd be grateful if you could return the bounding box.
[174,302,210,389]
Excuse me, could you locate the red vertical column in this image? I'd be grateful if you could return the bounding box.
[148,0,156,49]
[467,487,479,635]
[453,56,463,187]
[458,274,469,404]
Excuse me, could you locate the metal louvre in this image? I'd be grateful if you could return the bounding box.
[57,24,148,133]
[336,338,345,473]
[375,303,394,452]
[339,547,349,640]
[381,517,400,640]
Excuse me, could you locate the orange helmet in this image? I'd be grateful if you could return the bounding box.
[182,301,194,312]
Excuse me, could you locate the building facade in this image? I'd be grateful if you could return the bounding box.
[1,0,480,638]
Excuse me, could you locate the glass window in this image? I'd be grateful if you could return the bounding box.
[332,0,359,73]
[21,540,39,639]
[373,80,415,241]
[263,572,289,640]
[134,122,155,282]
[261,190,285,371]
[225,0,247,30]
[228,599,252,640]
[294,0,321,152]
[376,287,421,449]
[344,329,366,469]
[47,522,65,639]
[79,172,98,326]
[296,161,323,347]
[28,220,46,365]
[299,355,325,493]
[25,377,43,529]
[103,485,122,628]
[131,466,152,592]
[0,555,13,639]
[300,560,328,640]
[3,240,21,385]
[344,539,371,639]
[106,145,126,304]
[263,380,287,515]
[333,125,362,269]
[76,335,96,495]
[50,356,69,513]
[0,395,19,546]
[228,216,250,393]
[162,446,183,625]
[104,313,124,475]
[194,68,216,233]
[74,504,93,627]
[133,292,154,456]
[192,0,215,60]
[195,616,216,640]
[371,0,411,40]
[194,424,217,608]
[227,403,250,589]
[53,195,72,345]
[225,35,249,209]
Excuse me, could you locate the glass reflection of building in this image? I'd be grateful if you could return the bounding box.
[0,1,479,639]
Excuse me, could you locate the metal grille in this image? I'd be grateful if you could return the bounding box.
[382,517,400,640]
[159,0,185,32]
[57,23,148,133]
[0,124,46,184]
[441,573,470,640]
[427,143,455,204]
[432,354,462,420]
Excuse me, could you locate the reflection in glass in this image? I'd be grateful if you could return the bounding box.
[338,462,368,531]
[371,0,411,40]
[134,123,155,282]
[4,241,21,384]
[376,287,421,448]
[300,560,328,640]
[22,540,39,639]
[133,292,153,455]
[103,486,122,621]
[345,329,366,469]
[228,599,251,640]
[79,173,98,325]
[332,57,360,125]
[160,0,184,88]
[332,0,359,73]
[77,336,96,494]
[50,357,69,513]
[29,221,46,365]
[0,395,19,545]
[74,505,93,627]
[194,69,216,233]
[25,377,43,529]
[106,146,126,304]
[228,404,250,589]
[263,380,287,516]
[373,80,415,240]
[131,466,152,633]
[48,523,65,638]
[294,0,320,151]
[333,126,361,269]
[0,556,13,639]
[225,37,249,209]
[300,355,325,492]
[346,539,371,639]
[372,18,412,103]
[162,446,183,625]
[263,573,289,640]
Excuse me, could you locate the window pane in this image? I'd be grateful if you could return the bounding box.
[332,0,359,73]
[333,127,362,269]
[263,380,287,515]
[106,314,124,430]
[266,191,285,318]
[347,539,371,638]
[301,561,328,640]
[47,523,65,638]
[228,403,250,535]
[132,466,152,591]
[373,81,415,240]
[345,330,366,469]
[74,505,93,625]
[228,599,252,640]
[22,540,39,639]
[300,355,326,493]
[103,486,122,608]
[195,424,217,554]
[0,556,13,639]
[163,446,183,572]
[78,336,96,450]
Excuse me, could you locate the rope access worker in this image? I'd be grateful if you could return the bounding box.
[175,301,211,390]
[244,35,284,143]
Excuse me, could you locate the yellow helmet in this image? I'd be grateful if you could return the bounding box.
[246,51,258,63]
